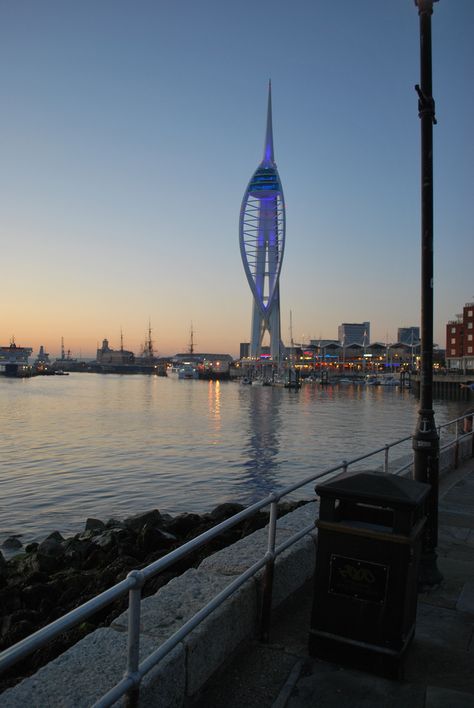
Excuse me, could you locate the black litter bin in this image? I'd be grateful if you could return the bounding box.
[308,471,430,678]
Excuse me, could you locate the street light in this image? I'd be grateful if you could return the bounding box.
[412,0,442,587]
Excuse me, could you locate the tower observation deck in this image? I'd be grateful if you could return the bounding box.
[239,82,285,363]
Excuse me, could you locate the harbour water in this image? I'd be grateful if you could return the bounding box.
[0,374,467,549]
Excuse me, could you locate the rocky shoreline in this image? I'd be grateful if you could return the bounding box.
[0,500,308,693]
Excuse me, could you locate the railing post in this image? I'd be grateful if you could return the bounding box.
[124,570,146,708]
[454,420,459,469]
[471,415,474,459]
[384,445,390,475]
[260,496,278,643]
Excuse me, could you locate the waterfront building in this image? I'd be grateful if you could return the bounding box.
[446,302,474,373]
[96,338,134,366]
[338,322,370,347]
[398,326,420,346]
[239,82,285,363]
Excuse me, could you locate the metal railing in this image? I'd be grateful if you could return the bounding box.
[1,412,473,706]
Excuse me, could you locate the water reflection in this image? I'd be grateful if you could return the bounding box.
[207,380,221,433]
[238,387,282,500]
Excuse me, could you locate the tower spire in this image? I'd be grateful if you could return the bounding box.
[263,79,275,165]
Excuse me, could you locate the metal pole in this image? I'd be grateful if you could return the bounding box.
[412,0,442,587]
[260,497,278,642]
[124,570,145,708]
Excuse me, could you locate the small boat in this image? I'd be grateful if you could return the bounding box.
[379,376,399,387]
[365,377,381,386]
[285,368,301,390]
[178,364,199,380]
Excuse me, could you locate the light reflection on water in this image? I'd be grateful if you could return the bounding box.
[0,374,467,547]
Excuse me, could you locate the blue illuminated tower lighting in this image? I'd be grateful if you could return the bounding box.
[239,82,285,363]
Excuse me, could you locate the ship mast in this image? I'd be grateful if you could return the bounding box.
[147,319,154,359]
[189,323,195,355]
[289,310,295,366]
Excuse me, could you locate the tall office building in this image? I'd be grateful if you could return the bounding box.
[239,82,285,362]
[338,322,370,346]
[398,327,420,345]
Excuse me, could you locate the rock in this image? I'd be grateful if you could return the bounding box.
[2,536,22,550]
[63,538,95,564]
[21,583,58,611]
[1,609,41,646]
[25,542,39,553]
[116,541,141,561]
[45,531,65,543]
[36,552,64,574]
[2,618,35,646]
[81,548,107,571]
[166,513,202,536]
[105,518,126,530]
[100,556,140,587]
[91,530,118,551]
[0,552,7,587]
[124,509,162,532]
[38,537,65,559]
[138,525,177,554]
[85,518,106,532]
[0,587,21,614]
[209,503,245,522]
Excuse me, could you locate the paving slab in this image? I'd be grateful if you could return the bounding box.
[285,660,425,708]
[456,581,474,614]
[425,686,474,708]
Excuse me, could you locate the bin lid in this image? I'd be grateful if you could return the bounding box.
[316,472,430,508]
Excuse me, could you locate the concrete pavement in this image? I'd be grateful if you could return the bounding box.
[194,460,474,708]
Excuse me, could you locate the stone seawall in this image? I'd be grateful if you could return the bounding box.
[2,435,472,707]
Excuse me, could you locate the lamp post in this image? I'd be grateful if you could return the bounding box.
[412,0,442,587]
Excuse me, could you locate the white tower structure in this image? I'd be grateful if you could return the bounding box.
[239,82,285,363]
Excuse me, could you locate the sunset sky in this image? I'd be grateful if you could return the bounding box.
[1,1,473,358]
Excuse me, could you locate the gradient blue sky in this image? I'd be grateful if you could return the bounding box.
[1,0,472,358]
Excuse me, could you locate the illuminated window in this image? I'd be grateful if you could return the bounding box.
[451,338,456,344]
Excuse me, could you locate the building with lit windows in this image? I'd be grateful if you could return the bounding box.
[446,302,474,372]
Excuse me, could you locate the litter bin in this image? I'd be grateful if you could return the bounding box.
[308,472,430,678]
